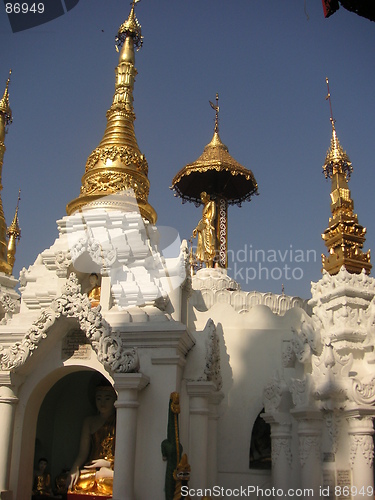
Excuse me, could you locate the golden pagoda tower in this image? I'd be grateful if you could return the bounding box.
[7,189,21,274]
[0,70,13,275]
[66,0,156,223]
[321,78,371,275]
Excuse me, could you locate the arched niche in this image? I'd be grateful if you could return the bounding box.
[249,409,271,470]
[28,369,113,498]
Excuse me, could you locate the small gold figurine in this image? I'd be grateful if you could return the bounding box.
[87,273,101,307]
[32,457,52,498]
[192,192,217,268]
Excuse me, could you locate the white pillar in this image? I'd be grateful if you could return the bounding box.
[292,410,323,497]
[112,373,149,500]
[347,410,374,500]
[207,391,224,488]
[186,381,216,491]
[0,379,18,494]
[263,414,292,493]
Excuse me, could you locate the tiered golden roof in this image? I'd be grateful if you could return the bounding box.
[321,118,371,275]
[66,1,156,223]
[0,71,13,275]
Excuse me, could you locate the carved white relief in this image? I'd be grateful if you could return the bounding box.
[291,318,321,364]
[272,437,292,467]
[325,411,340,454]
[290,377,311,408]
[263,372,286,413]
[311,267,375,299]
[55,250,72,278]
[0,292,20,324]
[312,344,352,408]
[0,273,139,374]
[282,340,296,368]
[203,318,222,390]
[299,435,321,467]
[70,236,117,270]
[350,434,374,468]
[350,375,375,405]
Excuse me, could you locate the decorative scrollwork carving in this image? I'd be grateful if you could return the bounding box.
[299,435,321,467]
[203,318,222,390]
[0,273,139,374]
[272,437,292,467]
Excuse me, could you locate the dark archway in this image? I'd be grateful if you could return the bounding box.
[249,409,271,470]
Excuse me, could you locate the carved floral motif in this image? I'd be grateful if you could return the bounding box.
[350,434,374,467]
[272,437,292,467]
[299,435,321,467]
[263,372,285,413]
[0,273,139,373]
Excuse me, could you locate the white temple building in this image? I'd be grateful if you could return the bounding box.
[0,4,374,500]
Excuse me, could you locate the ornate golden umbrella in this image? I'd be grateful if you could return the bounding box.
[171,95,258,268]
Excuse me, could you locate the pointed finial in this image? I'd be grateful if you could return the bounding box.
[116,0,143,51]
[0,69,12,128]
[325,77,335,126]
[209,93,220,133]
[322,78,352,180]
[7,188,21,273]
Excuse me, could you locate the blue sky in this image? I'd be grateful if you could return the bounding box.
[0,1,374,299]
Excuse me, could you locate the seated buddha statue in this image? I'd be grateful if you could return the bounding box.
[68,382,117,496]
[87,273,101,308]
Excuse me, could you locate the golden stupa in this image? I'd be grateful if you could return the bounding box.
[321,79,371,275]
[66,1,156,223]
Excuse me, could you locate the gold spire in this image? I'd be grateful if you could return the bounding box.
[321,78,371,275]
[66,1,157,223]
[7,189,21,273]
[0,71,13,275]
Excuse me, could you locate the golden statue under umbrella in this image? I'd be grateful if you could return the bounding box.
[192,192,217,268]
[172,94,258,271]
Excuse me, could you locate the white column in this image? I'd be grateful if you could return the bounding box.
[292,410,323,497]
[0,379,18,494]
[263,414,292,493]
[186,381,216,491]
[112,373,149,500]
[347,410,374,500]
[207,391,224,488]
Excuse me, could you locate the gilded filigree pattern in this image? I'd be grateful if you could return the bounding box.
[80,171,149,201]
[85,145,148,175]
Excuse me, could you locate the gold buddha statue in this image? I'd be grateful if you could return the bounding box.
[68,383,117,496]
[192,192,217,268]
[87,273,101,308]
